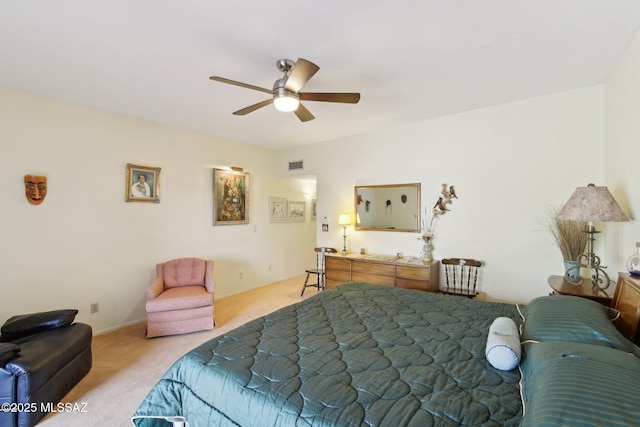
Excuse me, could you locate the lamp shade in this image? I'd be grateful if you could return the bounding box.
[338,213,351,226]
[556,184,629,222]
[273,92,300,112]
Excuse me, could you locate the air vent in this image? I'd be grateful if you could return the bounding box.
[288,160,304,171]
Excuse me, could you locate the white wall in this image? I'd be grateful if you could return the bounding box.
[605,27,640,270]
[0,86,316,333]
[279,86,606,304]
[6,25,640,332]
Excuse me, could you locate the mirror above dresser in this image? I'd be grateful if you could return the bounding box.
[354,183,421,232]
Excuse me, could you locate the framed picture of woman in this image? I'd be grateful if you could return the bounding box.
[213,168,250,225]
[126,163,161,203]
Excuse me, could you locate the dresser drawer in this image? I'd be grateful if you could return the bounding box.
[396,278,436,292]
[326,257,351,271]
[396,265,430,280]
[326,269,351,282]
[351,272,395,286]
[351,260,395,277]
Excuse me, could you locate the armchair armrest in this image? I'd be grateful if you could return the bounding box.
[147,278,164,300]
[204,260,215,294]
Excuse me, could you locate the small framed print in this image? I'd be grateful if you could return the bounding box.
[287,200,306,222]
[213,168,249,225]
[311,199,317,220]
[269,197,287,223]
[126,163,160,203]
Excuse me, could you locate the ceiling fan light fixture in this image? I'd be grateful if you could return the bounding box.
[273,91,300,112]
[210,58,359,121]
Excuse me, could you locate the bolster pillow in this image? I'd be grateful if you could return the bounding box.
[486,317,521,371]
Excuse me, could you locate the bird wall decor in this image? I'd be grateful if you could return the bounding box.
[421,183,458,243]
[433,184,457,216]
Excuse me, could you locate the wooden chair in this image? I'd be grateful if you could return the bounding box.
[301,247,338,296]
[441,258,482,298]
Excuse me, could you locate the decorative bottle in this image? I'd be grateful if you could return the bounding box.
[627,242,640,277]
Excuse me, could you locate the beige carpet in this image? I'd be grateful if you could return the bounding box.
[38,275,316,427]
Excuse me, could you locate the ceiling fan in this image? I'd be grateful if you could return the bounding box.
[209,58,360,122]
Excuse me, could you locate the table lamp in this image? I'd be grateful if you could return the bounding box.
[338,213,351,255]
[556,184,629,290]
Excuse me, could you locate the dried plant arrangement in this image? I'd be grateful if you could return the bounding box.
[547,207,588,261]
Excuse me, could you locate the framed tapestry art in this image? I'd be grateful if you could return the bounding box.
[287,200,306,222]
[213,168,249,225]
[126,163,160,203]
[269,197,287,223]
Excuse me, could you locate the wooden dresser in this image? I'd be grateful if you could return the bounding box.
[612,273,640,345]
[325,253,439,292]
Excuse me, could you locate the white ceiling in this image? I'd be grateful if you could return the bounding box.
[2,1,640,150]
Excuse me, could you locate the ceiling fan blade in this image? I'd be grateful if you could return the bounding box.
[294,103,315,122]
[284,59,319,93]
[233,99,274,116]
[299,92,361,104]
[209,76,273,95]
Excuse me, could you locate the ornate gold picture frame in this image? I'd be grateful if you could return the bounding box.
[126,163,160,203]
[213,168,249,225]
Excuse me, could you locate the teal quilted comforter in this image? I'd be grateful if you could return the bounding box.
[132,283,523,426]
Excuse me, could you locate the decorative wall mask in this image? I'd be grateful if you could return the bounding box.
[24,175,47,205]
[401,195,407,203]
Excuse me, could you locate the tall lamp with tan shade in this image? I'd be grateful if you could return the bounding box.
[556,184,629,290]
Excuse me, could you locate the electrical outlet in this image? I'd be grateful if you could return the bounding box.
[90,303,99,314]
[268,265,272,272]
[239,272,244,279]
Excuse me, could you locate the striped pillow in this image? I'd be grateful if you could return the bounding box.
[520,341,640,426]
[520,296,640,355]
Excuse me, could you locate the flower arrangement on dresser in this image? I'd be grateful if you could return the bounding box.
[420,183,457,263]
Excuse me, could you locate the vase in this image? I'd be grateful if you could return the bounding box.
[627,242,640,277]
[563,260,581,284]
[421,242,432,264]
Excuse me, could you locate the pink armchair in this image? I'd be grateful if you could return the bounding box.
[145,258,215,338]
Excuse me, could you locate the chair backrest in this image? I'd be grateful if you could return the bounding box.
[314,247,338,271]
[441,258,482,297]
[158,258,207,289]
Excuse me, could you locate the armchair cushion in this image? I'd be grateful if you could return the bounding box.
[1,309,78,341]
[146,286,213,313]
[0,343,20,366]
[163,258,206,288]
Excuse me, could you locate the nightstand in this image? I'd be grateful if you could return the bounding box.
[547,275,615,306]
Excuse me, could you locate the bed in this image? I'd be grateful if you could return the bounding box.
[132,281,640,427]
